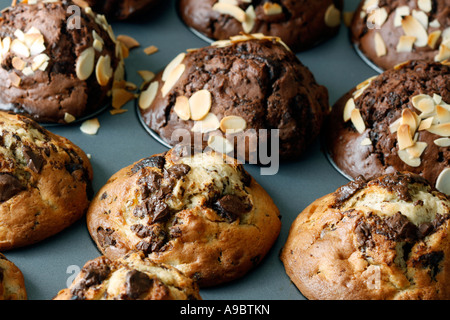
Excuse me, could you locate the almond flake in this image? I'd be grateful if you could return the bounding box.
[76,47,95,81]
[137,70,155,83]
[394,6,410,27]
[64,113,76,123]
[350,108,366,134]
[174,96,190,121]
[207,135,234,154]
[435,42,450,62]
[434,137,450,147]
[117,34,140,49]
[389,118,402,134]
[162,53,185,82]
[411,94,436,116]
[401,109,419,134]
[367,7,388,29]
[220,115,247,134]
[9,71,21,87]
[406,141,427,158]
[435,105,450,123]
[21,66,33,76]
[418,117,434,131]
[161,63,185,97]
[242,5,255,33]
[343,98,356,122]
[11,56,26,71]
[80,118,100,135]
[398,149,421,167]
[429,19,441,28]
[374,32,387,57]
[95,55,113,86]
[397,124,415,150]
[397,35,416,52]
[324,4,341,28]
[23,33,41,48]
[212,3,247,23]
[401,15,428,47]
[412,10,428,29]
[11,39,30,57]
[139,81,158,110]
[189,89,212,121]
[31,53,49,71]
[417,0,432,12]
[436,168,450,195]
[93,39,103,52]
[428,30,442,49]
[144,45,158,56]
[112,88,135,109]
[427,123,450,136]
[263,2,283,16]
[192,113,220,133]
[360,138,372,146]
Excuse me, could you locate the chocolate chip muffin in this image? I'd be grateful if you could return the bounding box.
[0,0,124,124]
[179,0,343,52]
[87,146,281,287]
[325,60,450,195]
[82,0,161,20]
[138,34,329,161]
[281,172,450,300]
[351,0,450,71]
[0,253,27,300]
[53,252,202,300]
[0,111,93,250]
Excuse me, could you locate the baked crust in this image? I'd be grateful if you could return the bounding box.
[0,253,27,300]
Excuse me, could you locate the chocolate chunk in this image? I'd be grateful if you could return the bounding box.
[167,164,191,179]
[22,146,44,173]
[332,176,368,208]
[138,172,162,198]
[416,251,444,281]
[384,212,418,242]
[96,227,116,247]
[71,259,111,299]
[125,270,153,300]
[0,173,24,202]
[370,172,429,202]
[132,156,165,174]
[213,194,251,222]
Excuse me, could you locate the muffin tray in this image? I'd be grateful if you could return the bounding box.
[3,0,379,300]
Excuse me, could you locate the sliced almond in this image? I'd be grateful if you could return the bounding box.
[429,19,441,28]
[435,42,450,62]
[161,63,185,97]
[189,89,212,121]
[21,66,33,76]
[397,124,415,150]
[412,10,428,29]
[80,118,100,135]
[143,45,158,56]
[23,33,41,48]
[10,39,30,57]
[9,71,21,87]
[212,2,247,23]
[360,138,372,146]
[64,112,76,123]
[428,30,442,49]
[427,123,450,136]
[174,95,190,121]
[76,47,95,81]
[418,0,432,12]
[112,88,135,109]
[207,135,234,154]
[343,98,356,122]
[263,2,283,16]
[433,94,443,105]
[350,108,366,134]
[398,149,421,167]
[192,113,220,133]
[394,6,410,27]
[117,34,140,49]
[356,76,377,90]
[93,39,103,52]
[435,105,450,124]
[434,137,450,147]
[95,55,113,86]
[418,117,434,131]
[397,35,416,52]
[374,32,387,57]
[389,117,402,134]
[162,53,185,82]
[242,5,255,33]
[324,4,341,28]
[1,37,11,56]
[367,7,388,29]
[401,15,428,47]
[406,141,427,158]
[137,70,155,83]
[436,168,450,195]
[220,115,247,134]
[139,81,158,110]
[31,53,49,71]
[11,56,26,71]
[411,94,436,116]
[29,36,45,56]
[401,108,419,134]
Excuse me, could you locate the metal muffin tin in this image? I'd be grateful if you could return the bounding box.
[2,0,379,300]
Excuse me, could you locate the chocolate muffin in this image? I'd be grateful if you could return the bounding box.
[325,60,450,195]
[281,172,450,300]
[82,0,162,20]
[0,111,93,250]
[0,0,124,123]
[0,253,27,300]
[138,34,329,161]
[87,146,281,287]
[53,252,202,300]
[179,0,343,52]
[351,0,450,71]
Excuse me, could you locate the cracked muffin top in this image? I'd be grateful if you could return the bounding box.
[138,34,329,161]
[281,171,450,300]
[350,0,450,71]
[325,60,450,195]
[87,145,281,287]
[0,0,124,123]
[179,0,343,52]
[53,252,202,300]
[0,111,93,250]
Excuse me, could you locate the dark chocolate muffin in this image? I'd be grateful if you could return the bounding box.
[179,0,343,52]
[0,0,124,124]
[138,34,330,161]
[325,60,450,195]
[83,0,161,20]
[351,0,450,71]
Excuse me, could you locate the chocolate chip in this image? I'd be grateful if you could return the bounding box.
[70,258,111,299]
[132,156,165,174]
[384,212,418,242]
[22,146,44,173]
[167,164,191,179]
[125,270,153,300]
[332,176,368,208]
[0,173,24,202]
[96,227,116,247]
[213,194,251,222]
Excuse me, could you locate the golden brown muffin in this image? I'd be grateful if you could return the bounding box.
[281,172,450,300]
[53,252,201,300]
[0,111,93,250]
[0,253,27,300]
[87,145,281,287]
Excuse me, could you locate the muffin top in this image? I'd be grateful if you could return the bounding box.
[0,253,27,300]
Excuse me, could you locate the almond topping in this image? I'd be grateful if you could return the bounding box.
[397,124,415,150]
[436,168,450,195]
[427,123,450,136]
[137,70,155,83]
[411,94,436,116]
[394,6,410,27]
[401,109,419,134]
[220,115,247,134]
[80,118,100,135]
[174,96,190,121]
[324,4,341,28]
[162,53,185,82]
[398,149,421,167]
[112,88,135,109]
[428,30,442,49]
[263,2,283,16]
[161,63,185,97]
[401,15,428,47]
[367,7,388,29]
[207,135,234,154]
[418,117,434,131]
[212,2,247,23]
[31,53,49,71]
[374,32,387,57]
[436,105,450,124]
[412,10,428,29]
[11,39,29,57]
[117,34,140,49]
[343,98,355,122]
[143,45,158,56]
[435,42,450,62]
[76,47,95,81]
[350,108,366,134]
[64,113,76,123]
[406,141,427,158]
[139,81,158,110]
[389,118,402,134]
[242,5,256,33]
[95,55,113,86]
[418,0,432,12]
[360,138,372,146]
[189,89,212,121]
[192,113,220,133]
[12,56,26,70]
[434,138,450,147]
[397,35,416,52]
[9,71,21,87]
